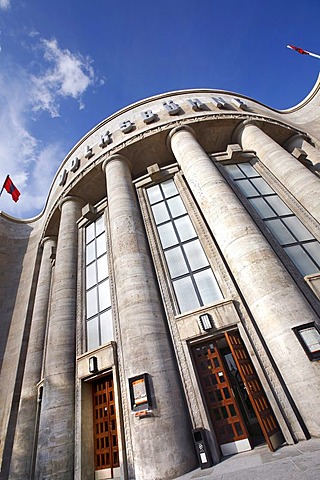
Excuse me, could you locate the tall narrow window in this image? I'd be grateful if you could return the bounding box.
[85,216,113,351]
[147,178,222,313]
[223,162,320,276]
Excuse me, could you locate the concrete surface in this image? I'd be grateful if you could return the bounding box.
[175,439,320,480]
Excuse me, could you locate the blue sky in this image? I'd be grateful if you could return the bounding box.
[0,0,320,218]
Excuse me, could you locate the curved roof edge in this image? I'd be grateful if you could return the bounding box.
[280,73,320,113]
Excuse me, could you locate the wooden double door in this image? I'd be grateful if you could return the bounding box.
[193,330,284,454]
[92,375,119,475]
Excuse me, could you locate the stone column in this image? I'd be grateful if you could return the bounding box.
[168,125,320,437]
[102,154,196,480]
[34,196,83,479]
[236,121,320,223]
[284,134,320,176]
[9,236,56,480]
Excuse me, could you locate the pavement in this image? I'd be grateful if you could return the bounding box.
[175,438,320,480]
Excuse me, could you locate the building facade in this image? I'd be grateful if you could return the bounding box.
[1,81,320,480]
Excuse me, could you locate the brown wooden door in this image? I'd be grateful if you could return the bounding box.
[193,341,249,446]
[92,375,119,473]
[225,331,284,451]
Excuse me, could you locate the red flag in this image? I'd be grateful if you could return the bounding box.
[2,175,21,202]
[288,45,309,55]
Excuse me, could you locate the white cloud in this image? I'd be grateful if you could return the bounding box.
[31,38,95,117]
[0,0,10,10]
[0,36,101,217]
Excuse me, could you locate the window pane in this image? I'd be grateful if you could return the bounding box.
[236,179,258,197]
[147,184,163,204]
[86,223,95,244]
[300,327,320,353]
[167,196,187,218]
[151,202,170,224]
[95,216,105,236]
[239,163,259,177]
[194,269,222,305]
[86,287,98,318]
[251,177,274,195]
[224,164,245,179]
[284,245,318,276]
[304,241,320,267]
[86,263,96,289]
[283,217,314,242]
[173,277,200,312]
[96,233,106,257]
[97,254,109,282]
[98,280,111,311]
[161,179,178,198]
[249,197,275,219]
[175,216,197,241]
[183,239,208,270]
[265,219,295,245]
[100,309,114,344]
[157,222,178,248]
[165,247,188,278]
[86,241,96,265]
[87,316,99,351]
[267,196,292,216]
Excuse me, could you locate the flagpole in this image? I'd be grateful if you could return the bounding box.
[0,175,9,197]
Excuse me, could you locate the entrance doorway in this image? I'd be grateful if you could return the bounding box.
[92,374,120,477]
[192,330,284,456]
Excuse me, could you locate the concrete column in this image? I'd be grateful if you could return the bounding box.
[284,134,320,176]
[236,121,320,224]
[168,125,320,437]
[34,196,83,480]
[102,154,196,480]
[9,236,56,479]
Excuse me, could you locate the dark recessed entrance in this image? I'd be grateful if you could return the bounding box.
[192,330,284,456]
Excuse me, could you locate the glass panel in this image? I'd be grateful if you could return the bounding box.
[265,219,295,245]
[221,406,228,419]
[147,184,163,204]
[97,254,109,282]
[167,196,187,218]
[100,309,114,343]
[96,233,106,258]
[239,162,259,177]
[234,422,243,436]
[223,387,231,399]
[304,241,320,267]
[165,247,188,278]
[249,197,275,219]
[86,241,96,265]
[183,239,208,270]
[229,405,236,417]
[251,177,274,195]
[194,269,222,304]
[86,263,96,289]
[161,179,178,198]
[267,195,292,216]
[236,179,258,197]
[95,216,105,236]
[98,280,111,311]
[224,164,245,179]
[283,217,314,241]
[214,409,221,421]
[284,245,318,276]
[87,316,100,351]
[157,222,178,248]
[151,202,170,224]
[174,215,197,241]
[300,327,320,353]
[86,223,95,244]
[173,277,200,312]
[87,287,98,318]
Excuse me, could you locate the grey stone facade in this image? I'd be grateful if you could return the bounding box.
[1,83,320,480]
